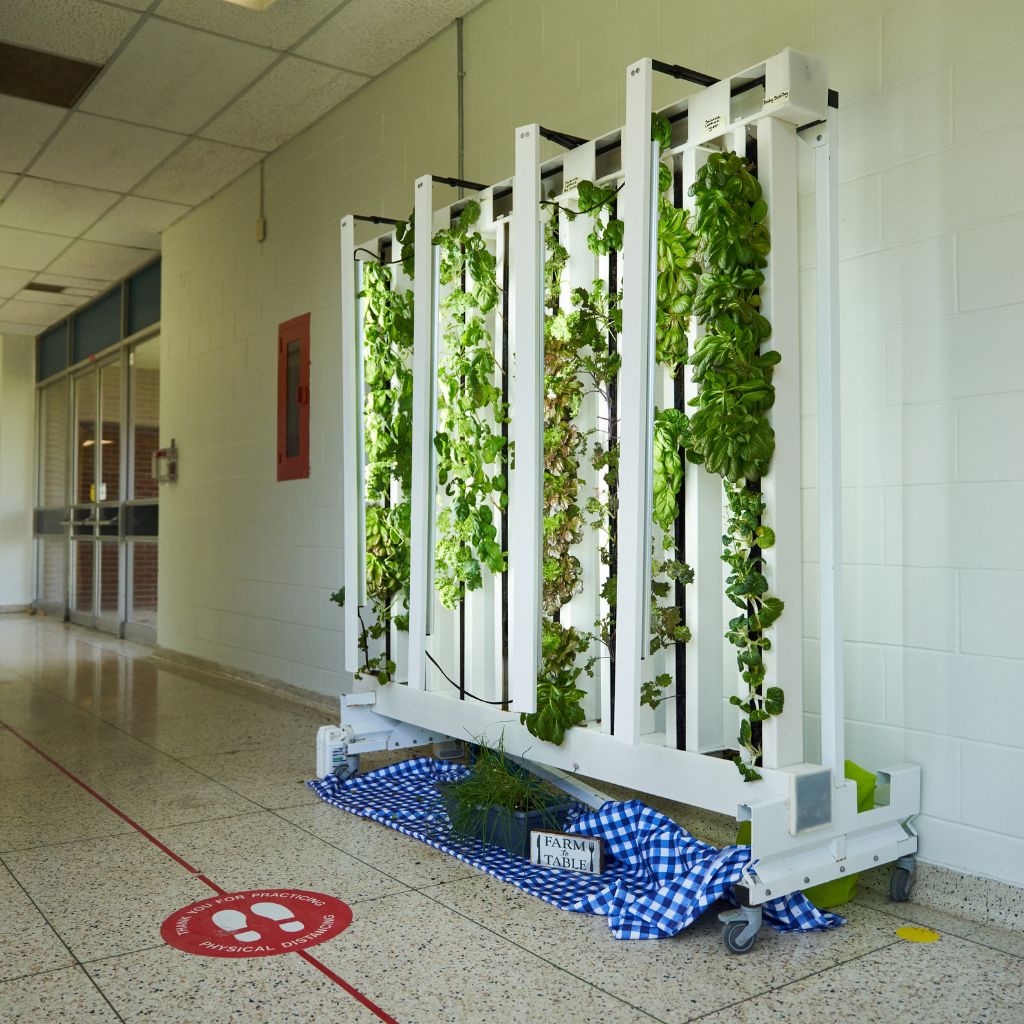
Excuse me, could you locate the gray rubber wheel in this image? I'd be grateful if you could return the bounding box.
[722,919,758,955]
[333,754,360,782]
[890,866,914,903]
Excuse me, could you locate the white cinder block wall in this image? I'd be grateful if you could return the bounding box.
[0,334,35,609]
[158,0,1024,888]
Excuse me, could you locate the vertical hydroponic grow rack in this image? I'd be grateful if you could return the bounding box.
[337,49,920,953]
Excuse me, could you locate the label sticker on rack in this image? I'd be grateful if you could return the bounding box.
[161,889,353,958]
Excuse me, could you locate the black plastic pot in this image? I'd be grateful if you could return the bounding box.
[436,782,576,858]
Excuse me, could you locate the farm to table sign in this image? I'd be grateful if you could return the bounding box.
[161,889,353,958]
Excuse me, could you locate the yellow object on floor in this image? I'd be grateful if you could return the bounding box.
[896,926,941,943]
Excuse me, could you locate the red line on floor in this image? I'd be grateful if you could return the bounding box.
[0,718,204,876]
[0,716,400,1024]
[297,950,401,1024]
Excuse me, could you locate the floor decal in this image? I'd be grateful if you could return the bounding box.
[161,889,353,958]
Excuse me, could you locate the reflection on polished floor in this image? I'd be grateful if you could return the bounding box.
[0,615,1022,1023]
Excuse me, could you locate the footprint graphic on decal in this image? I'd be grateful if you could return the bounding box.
[250,902,305,933]
[211,909,261,942]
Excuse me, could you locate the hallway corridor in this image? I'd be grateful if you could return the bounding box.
[0,615,1021,1023]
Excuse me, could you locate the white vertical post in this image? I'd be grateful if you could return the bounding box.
[408,177,438,692]
[681,147,726,754]
[493,219,510,700]
[508,125,542,716]
[758,117,804,770]
[340,215,363,676]
[616,60,658,744]
[815,120,844,779]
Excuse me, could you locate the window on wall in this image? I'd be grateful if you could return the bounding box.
[277,313,310,481]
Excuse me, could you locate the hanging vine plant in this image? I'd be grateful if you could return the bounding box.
[686,149,784,780]
[432,201,507,610]
[355,256,415,685]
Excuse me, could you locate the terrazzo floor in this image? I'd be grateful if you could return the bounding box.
[0,615,1021,1023]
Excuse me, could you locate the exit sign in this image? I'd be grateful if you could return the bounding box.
[530,831,605,875]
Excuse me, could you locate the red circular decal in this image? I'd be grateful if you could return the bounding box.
[160,889,353,958]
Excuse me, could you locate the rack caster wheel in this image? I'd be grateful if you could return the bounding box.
[722,919,759,954]
[889,855,916,903]
[333,754,360,782]
[719,906,762,955]
[890,866,914,902]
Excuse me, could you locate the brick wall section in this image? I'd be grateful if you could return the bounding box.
[131,542,158,622]
[133,366,160,499]
[158,0,1024,886]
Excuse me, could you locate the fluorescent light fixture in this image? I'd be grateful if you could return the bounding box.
[222,0,279,9]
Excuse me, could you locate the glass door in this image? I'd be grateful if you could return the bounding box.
[69,358,124,634]
[39,335,159,638]
[96,359,124,631]
[34,380,70,614]
[69,370,98,623]
[124,337,160,642]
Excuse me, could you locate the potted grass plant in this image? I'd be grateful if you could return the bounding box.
[437,736,576,858]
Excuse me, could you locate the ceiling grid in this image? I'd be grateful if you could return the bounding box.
[0,0,478,334]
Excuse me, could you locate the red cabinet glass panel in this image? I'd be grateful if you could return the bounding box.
[277,313,310,481]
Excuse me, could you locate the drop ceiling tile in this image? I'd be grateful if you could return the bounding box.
[133,138,261,206]
[297,0,475,74]
[0,177,119,235]
[0,96,66,174]
[0,173,16,201]
[0,268,34,298]
[15,287,80,307]
[31,113,185,193]
[202,56,365,152]
[84,195,190,249]
[154,0,348,50]
[80,19,277,135]
[0,297,70,327]
[0,0,140,63]
[46,239,157,280]
[0,227,71,271]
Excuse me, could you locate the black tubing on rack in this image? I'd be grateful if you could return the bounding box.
[539,126,588,150]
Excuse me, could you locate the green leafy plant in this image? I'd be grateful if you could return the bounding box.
[686,150,784,779]
[432,201,507,610]
[351,257,415,686]
[521,215,621,746]
[441,733,567,842]
[643,113,698,711]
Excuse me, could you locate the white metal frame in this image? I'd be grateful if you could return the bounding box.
[406,178,511,705]
[337,50,920,910]
[340,216,415,681]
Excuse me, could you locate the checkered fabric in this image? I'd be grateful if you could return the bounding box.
[308,756,844,941]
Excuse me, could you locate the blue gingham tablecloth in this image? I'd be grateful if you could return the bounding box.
[307,756,844,940]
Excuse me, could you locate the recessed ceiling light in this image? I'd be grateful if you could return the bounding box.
[222,0,280,10]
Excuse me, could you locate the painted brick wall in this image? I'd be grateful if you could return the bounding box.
[158,30,459,696]
[158,0,1024,887]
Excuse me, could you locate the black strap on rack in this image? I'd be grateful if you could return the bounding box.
[539,125,588,150]
[431,174,489,192]
[651,60,719,87]
[353,214,402,225]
